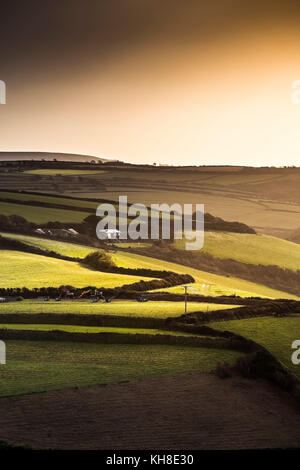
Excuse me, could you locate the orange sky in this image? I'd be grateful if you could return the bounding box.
[1,4,300,166]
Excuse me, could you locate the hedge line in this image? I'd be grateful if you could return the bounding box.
[130,244,300,297]
[169,319,300,402]
[0,234,195,296]
[173,300,300,325]
[0,235,77,262]
[0,327,246,351]
[0,272,194,299]
[118,291,288,304]
[0,313,166,329]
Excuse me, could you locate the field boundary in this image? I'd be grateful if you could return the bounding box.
[0,313,166,329]
[173,300,300,324]
[0,328,246,351]
[169,320,300,404]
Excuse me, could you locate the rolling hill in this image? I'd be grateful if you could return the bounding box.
[0,151,111,163]
[1,232,297,299]
[175,231,300,271]
[0,250,152,289]
[1,163,299,237]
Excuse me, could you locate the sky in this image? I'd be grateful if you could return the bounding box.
[1,0,300,166]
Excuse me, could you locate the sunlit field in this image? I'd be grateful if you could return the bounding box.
[24,169,106,175]
[0,323,198,335]
[0,201,89,223]
[1,232,96,258]
[211,315,300,379]
[0,300,237,318]
[0,251,152,288]
[1,232,297,299]
[0,340,243,397]
[175,231,300,271]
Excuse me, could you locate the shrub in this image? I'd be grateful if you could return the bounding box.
[82,250,116,271]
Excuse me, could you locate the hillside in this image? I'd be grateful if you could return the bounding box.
[1,163,300,237]
[0,250,152,289]
[0,152,111,163]
[175,231,300,271]
[1,232,297,299]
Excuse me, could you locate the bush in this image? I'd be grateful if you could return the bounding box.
[82,250,116,271]
[233,350,297,390]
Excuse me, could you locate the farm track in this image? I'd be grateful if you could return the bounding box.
[0,372,300,450]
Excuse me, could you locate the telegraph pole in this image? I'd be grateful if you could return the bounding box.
[183,285,191,314]
[184,285,188,314]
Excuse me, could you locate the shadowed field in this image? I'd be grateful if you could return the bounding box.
[211,315,300,379]
[0,340,242,397]
[0,372,299,450]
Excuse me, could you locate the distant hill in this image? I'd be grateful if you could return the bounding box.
[192,212,256,234]
[0,152,112,163]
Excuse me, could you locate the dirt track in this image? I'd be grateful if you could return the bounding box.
[0,372,300,450]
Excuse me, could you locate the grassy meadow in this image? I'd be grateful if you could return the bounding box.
[175,231,300,271]
[0,323,198,336]
[24,169,106,176]
[0,190,99,209]
[1,165,300,404]
[1,232,96,258]
[112,251,298,299]
[0,340,243,397]
[0,251,152,288]
[1,232,297,299]
[2,165,300,233]
[0,300,237,318]
[0,200,89,223]
[211,315,300,379]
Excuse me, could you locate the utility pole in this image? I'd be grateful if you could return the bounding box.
[184,286,188,314]
[183,285,191,315]
[182,284,215,315]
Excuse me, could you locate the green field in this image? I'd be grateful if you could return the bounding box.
[3,165,300,234]
[0,201,89,223]
[74,187,300,234]
[211,315,300,379]
[1,233,149,258]
[175,231,300,271]
[1,232,297,299]
[111,251,298,299]
[0,191,100,209]
[0,340,243,397]
[0,300,236,318]
[0,323,197,336]
[0,251,152,288]
[1,232,96,258]
[24,169,106,175]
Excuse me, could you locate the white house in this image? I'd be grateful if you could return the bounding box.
[98,229,121,240]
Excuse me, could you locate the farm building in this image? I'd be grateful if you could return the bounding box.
[34,228,79,238]
[98,229,121,240]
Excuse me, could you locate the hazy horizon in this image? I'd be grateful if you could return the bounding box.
[1,1,300,166]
